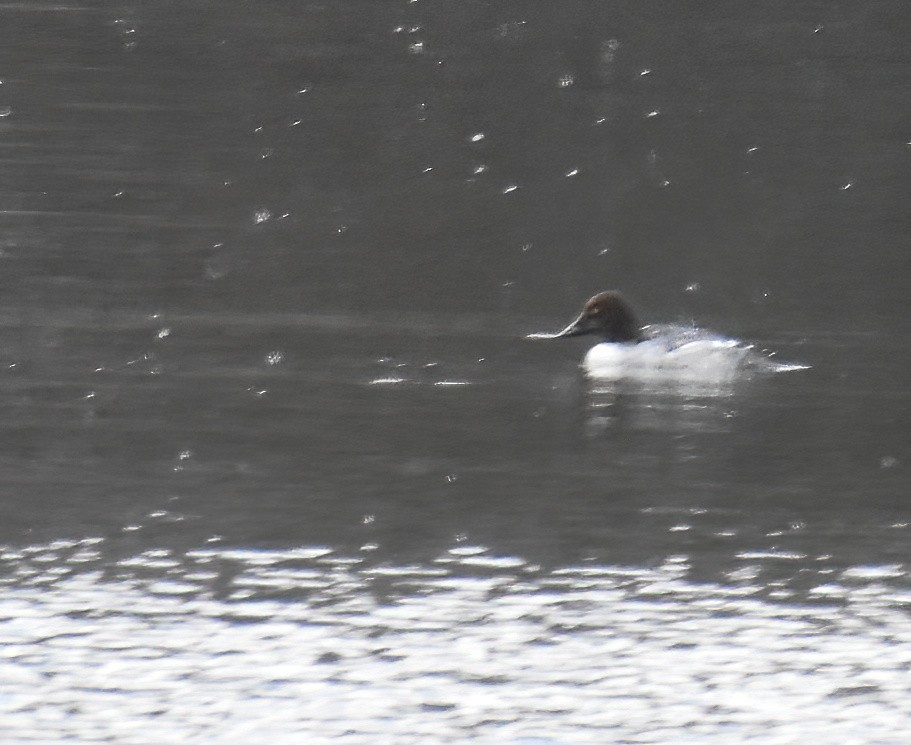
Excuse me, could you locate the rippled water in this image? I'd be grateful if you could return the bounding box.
[1,0,909,742]
[3,539,911,744]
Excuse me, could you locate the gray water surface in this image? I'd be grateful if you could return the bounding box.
[0,1,909,742]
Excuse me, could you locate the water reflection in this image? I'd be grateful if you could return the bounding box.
[1,538,910,743]
[583,379,739,438]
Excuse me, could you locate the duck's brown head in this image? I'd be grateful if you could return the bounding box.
[554,291,643,343]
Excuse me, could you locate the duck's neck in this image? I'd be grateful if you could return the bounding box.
[601,313,643,344]
[604,330,644,344]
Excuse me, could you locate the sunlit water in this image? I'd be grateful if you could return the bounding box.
[3,539,911,744]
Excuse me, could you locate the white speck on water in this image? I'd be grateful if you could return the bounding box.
[469,132,485,142]
[367,377,407,385]
[253,208,272,224]
[459,554,526,569]
[557,74,574,88]
[502,184,519,194]
[737,550,807,560]
[447,544,486,556]
[841,564,904,580]
[565,168,579,177]
[265,351,284,366]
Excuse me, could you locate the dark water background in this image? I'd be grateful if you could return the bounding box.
[0,2,909,742]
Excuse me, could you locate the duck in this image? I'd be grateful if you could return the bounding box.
[536,291,807,382]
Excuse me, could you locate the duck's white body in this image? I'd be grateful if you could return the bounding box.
[541,291,809,384]
[584,336,751,382]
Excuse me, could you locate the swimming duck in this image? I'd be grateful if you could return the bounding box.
[537,291,807,381]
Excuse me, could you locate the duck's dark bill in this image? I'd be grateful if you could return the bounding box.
[552,312,592,338]
[524,314,592,340]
